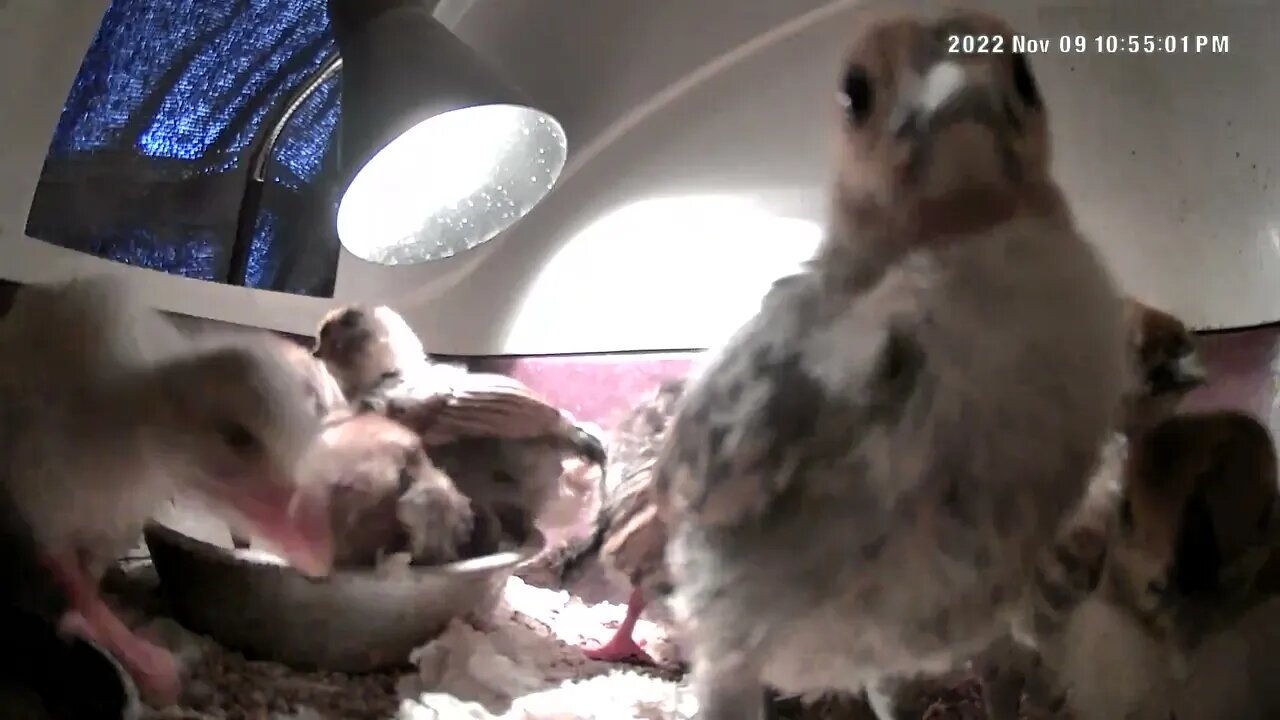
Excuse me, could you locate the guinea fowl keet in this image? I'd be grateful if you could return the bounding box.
[558,377,689,666]
[651,10,1128,719]
[0,276,335,706]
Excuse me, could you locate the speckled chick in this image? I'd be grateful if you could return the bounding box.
[0,275,335,706]
[650,11,1128,720]
[979,299,1207,720]
[313,304,606,542]
[312,304,432,402]
[1047,410,1280,720]
[557,376,688,666]
[294,413,476,568]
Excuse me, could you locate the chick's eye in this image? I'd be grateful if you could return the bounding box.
[219,422,258,452]
[840,64,874,126]
[1010,52,1041,108]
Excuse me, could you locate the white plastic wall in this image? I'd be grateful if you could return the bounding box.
[1,0,1276,354]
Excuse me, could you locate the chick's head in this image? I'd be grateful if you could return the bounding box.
[313,305,424,398]
[151,338,334,577]
[834,10,1052,238]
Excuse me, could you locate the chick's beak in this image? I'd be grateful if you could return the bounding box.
[892,59,1002,139]
[1170,351,1208,389]
[217,470,334,578]
[283,487,335,577]
[1150,351,1209,396]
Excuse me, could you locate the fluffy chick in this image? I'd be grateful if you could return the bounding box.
[979,298,1207,720]
[313,304,427,402]
[651,11,1128,720]
[1048,410,1280,719]
[0,276,334,705]
[313,304,605,540]
[557,377,688,666]
[293,413,475,568]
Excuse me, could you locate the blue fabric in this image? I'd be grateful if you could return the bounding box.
[24,0,343,297]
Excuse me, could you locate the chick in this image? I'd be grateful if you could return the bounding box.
[313,304,606,541]
[979,299,1207,720]
[557,377,687,665]
[313,304,427,402]
[293,413,476,568]
[1049,410,1280,719]
[650,11,1128,720]
[0,276,335,706]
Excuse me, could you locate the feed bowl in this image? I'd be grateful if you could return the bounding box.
[144,522,543,673]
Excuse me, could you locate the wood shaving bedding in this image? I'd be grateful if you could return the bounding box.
[130,571,1006,719]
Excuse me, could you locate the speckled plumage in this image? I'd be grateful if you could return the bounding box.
[551,378,688,665]
[564,377,687,595]
[652,11,1128,720]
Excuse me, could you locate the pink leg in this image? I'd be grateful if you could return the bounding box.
[44,553,181,707]
[583,587,657,666]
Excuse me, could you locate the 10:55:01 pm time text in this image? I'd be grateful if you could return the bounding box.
[947,34,1230,55]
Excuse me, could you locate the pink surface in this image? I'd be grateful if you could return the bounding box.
[457,326,1280,445]
[1183,326,1280,431]
[471,353,698,429]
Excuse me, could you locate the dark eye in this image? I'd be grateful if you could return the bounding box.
[839,64,874,126]
[1119,499,1134,532]
[219,422,258,452]
[1010,52,1041,108]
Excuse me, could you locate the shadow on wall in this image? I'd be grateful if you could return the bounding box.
[1,275,1274,438]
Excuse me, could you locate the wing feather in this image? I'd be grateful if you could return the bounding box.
[374,368,581,445]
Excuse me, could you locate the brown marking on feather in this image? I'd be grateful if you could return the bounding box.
[375,369,591,459]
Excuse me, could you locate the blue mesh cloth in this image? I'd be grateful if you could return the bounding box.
[24,0,343,297]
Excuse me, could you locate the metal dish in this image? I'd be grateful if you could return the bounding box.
[144,522,542,673]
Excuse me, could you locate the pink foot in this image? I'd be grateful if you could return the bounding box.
[583,631,657,666]
[46,553,182,707]
[112,630,181,707]
[62,609,182,707]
